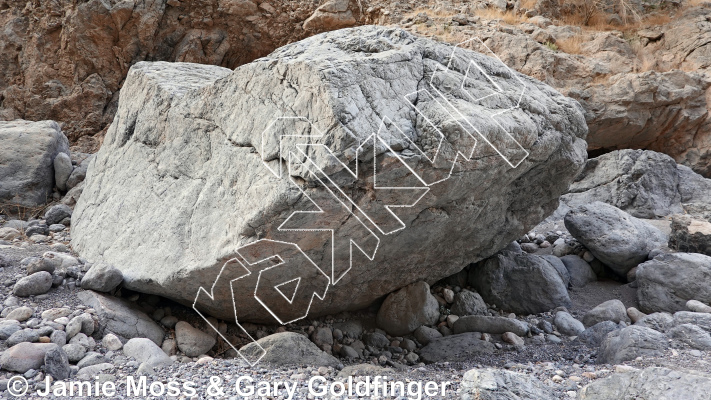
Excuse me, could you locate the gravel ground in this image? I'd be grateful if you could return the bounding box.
[1,224,710,400]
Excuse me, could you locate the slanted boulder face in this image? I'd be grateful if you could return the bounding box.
[72,26,588,323]
[557,149,711,220]
[0,120,69,207]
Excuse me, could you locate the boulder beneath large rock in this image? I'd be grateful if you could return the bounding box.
[239,332,340,367]
[637,253,711,313]
[77,290,164,345]
[71,26,588,323]
[469,250,571,315]
[580,367,711,400]
[0,120,69,207]
[376,281,439,336]
[175,321,217,357]
[564,202,666,276]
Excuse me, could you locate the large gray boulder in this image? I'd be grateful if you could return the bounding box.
[636,253,711,313]
[559,149,711,219]
[580,367,711,400]
[0,120,69,206]
[564,202,667,276]
[71,26,588,323]
[469,250,571,314]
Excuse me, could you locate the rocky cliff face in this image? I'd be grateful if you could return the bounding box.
[0,0,368,150]
[411,5,711,176]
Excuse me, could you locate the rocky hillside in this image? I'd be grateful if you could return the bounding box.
[2,1,711,399]
[3,0,711,177]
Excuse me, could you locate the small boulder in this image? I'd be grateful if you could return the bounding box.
[362,332,389,348]
[583,299,630,327]
[462,368,556,400]
[469,251,571,314]
[554,311,585,336]
[634,312,674,333]
[668,324,711,350]
[673,312,711,332]
[419,333,495,363]
[102,333,123,351]
[580,366,711,399]
[0,320,21,340]
[453,315,528,336]
[54,152,73,192]
[5,306,33,322]
[0,342,58,373]
[13,271,53,297]
[239,332,340,367]
[123,338,173,368]
[627,307,646,323]
[450,290,488,316]
[77,290,164,345]
[310,326,333,349]
[0,120,69,207]
[579,321,621,347]
[81,262,123,292]
[376,281,439,336]
[175,321,217,357]
[564,202,666,276]
[687,300,711,314]
[44,346,70,380]
[413,326,442,346]
[44,204,73,225]
[598,325,668,364]
[501,332,525,347]
[560,255,597,287]
[62,343,87,363]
